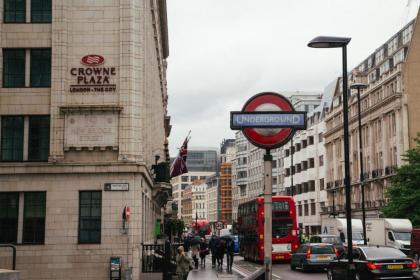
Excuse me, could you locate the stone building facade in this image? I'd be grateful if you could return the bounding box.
[0,0,170,279]
[324,17,420,218]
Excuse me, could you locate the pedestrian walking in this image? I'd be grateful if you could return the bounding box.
[209,234,219,268]
[199,237,209,267]
[190,235,201,269]
[176,246,193,280]
[225,236,235,272]
[216,237,226,270]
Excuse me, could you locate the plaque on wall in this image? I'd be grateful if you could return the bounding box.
[104,183,129,191]
[64,111,118,149]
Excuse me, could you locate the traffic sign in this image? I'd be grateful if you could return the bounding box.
[230,92,306,149]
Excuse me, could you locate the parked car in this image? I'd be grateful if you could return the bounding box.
[410,228,420,265]
[290,243,338,271]
[310,234,345,254]
[327,246,418,280]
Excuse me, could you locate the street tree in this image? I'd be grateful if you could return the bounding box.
[383,136,420,226]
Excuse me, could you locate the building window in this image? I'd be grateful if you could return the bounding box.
[30,49,51,87]
[308,136,314,145]
[4,0,26,23]
[320,178,325,190]
[393,48,405,65]
[28,116,50,161]
[319,155,324,167]
[309,158,315,168]
[181,176,188,182]
[31,0,51,23]
[1,116,24,161]
[79,191,102,244]
[0,192,19,243]
[190,176,198,182]
[298,204,302,216]
[3,49,25,88]
[23,192,46,244]
[318,133,323,143]
[375,48,384,64]
[304,204,309,216]
[402,25,413,44]
[379,60,390,76]
[310,203,316,215]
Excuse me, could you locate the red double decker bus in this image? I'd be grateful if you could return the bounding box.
[237,196,299,262]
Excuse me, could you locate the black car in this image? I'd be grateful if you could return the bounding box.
[327,246,418,280]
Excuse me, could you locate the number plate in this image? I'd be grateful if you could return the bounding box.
[387,264,403,270]
[275,255,284,260]
[316,255,330,260]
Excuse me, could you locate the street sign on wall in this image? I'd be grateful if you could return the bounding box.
[230,92,306,149]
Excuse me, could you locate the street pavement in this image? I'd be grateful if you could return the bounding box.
[231,256,326,280]
[187,257,243,280]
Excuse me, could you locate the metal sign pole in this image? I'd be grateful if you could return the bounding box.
[264,149,273,280]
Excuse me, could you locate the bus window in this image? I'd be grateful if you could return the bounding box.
[273,219,293,238]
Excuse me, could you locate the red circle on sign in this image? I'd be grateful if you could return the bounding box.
[242,92,295,149]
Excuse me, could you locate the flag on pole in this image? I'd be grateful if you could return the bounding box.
[170,133,190,178]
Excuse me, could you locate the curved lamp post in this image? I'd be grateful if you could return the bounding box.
[350,82,368,246]
[308,37,355,273]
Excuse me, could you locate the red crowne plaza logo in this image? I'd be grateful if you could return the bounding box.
[81,55,105,66]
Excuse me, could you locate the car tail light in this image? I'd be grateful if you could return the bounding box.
[406,261,417,269]
[366,262,383,270]
[306,247,311,259]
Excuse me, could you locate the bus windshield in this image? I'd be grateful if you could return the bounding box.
[273,219,293,238]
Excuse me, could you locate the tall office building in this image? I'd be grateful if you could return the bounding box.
[0,1,170,279]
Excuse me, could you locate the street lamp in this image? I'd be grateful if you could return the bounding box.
[308,36,355,273]
[290,139,294,196]
[350,82,368,245]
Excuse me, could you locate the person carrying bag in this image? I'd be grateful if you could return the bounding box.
[176,246,193,280]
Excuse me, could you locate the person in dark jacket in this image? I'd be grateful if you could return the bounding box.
[199,238,208,267]
[216,237,226,270]
[225,236,235,272]
[209,235,219,268]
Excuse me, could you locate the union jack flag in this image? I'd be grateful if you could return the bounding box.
[170,134,190,178]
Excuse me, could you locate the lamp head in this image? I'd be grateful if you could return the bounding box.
[308,36,351,48]
[350,83,368,90]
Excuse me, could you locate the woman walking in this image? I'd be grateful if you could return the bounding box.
[176,246,192,280]
[199,237,209,267]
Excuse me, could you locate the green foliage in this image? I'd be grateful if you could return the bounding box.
[383,136,420,226]
[166,219,185,237]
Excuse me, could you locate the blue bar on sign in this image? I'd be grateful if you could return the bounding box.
[230,112,306,130]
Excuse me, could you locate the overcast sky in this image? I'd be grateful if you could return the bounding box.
[166,0,419,156]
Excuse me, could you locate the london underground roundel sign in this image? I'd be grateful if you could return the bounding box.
[230,92,307,149]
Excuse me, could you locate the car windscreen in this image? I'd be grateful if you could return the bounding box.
[363,247,407,258]
[352,232,364,240]
[311,245,335,254]
[322,237,342,244]
[272,219,293,238]
[394,232,411,241]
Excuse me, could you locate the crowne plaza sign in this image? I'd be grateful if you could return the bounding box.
[69,55,117,93]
